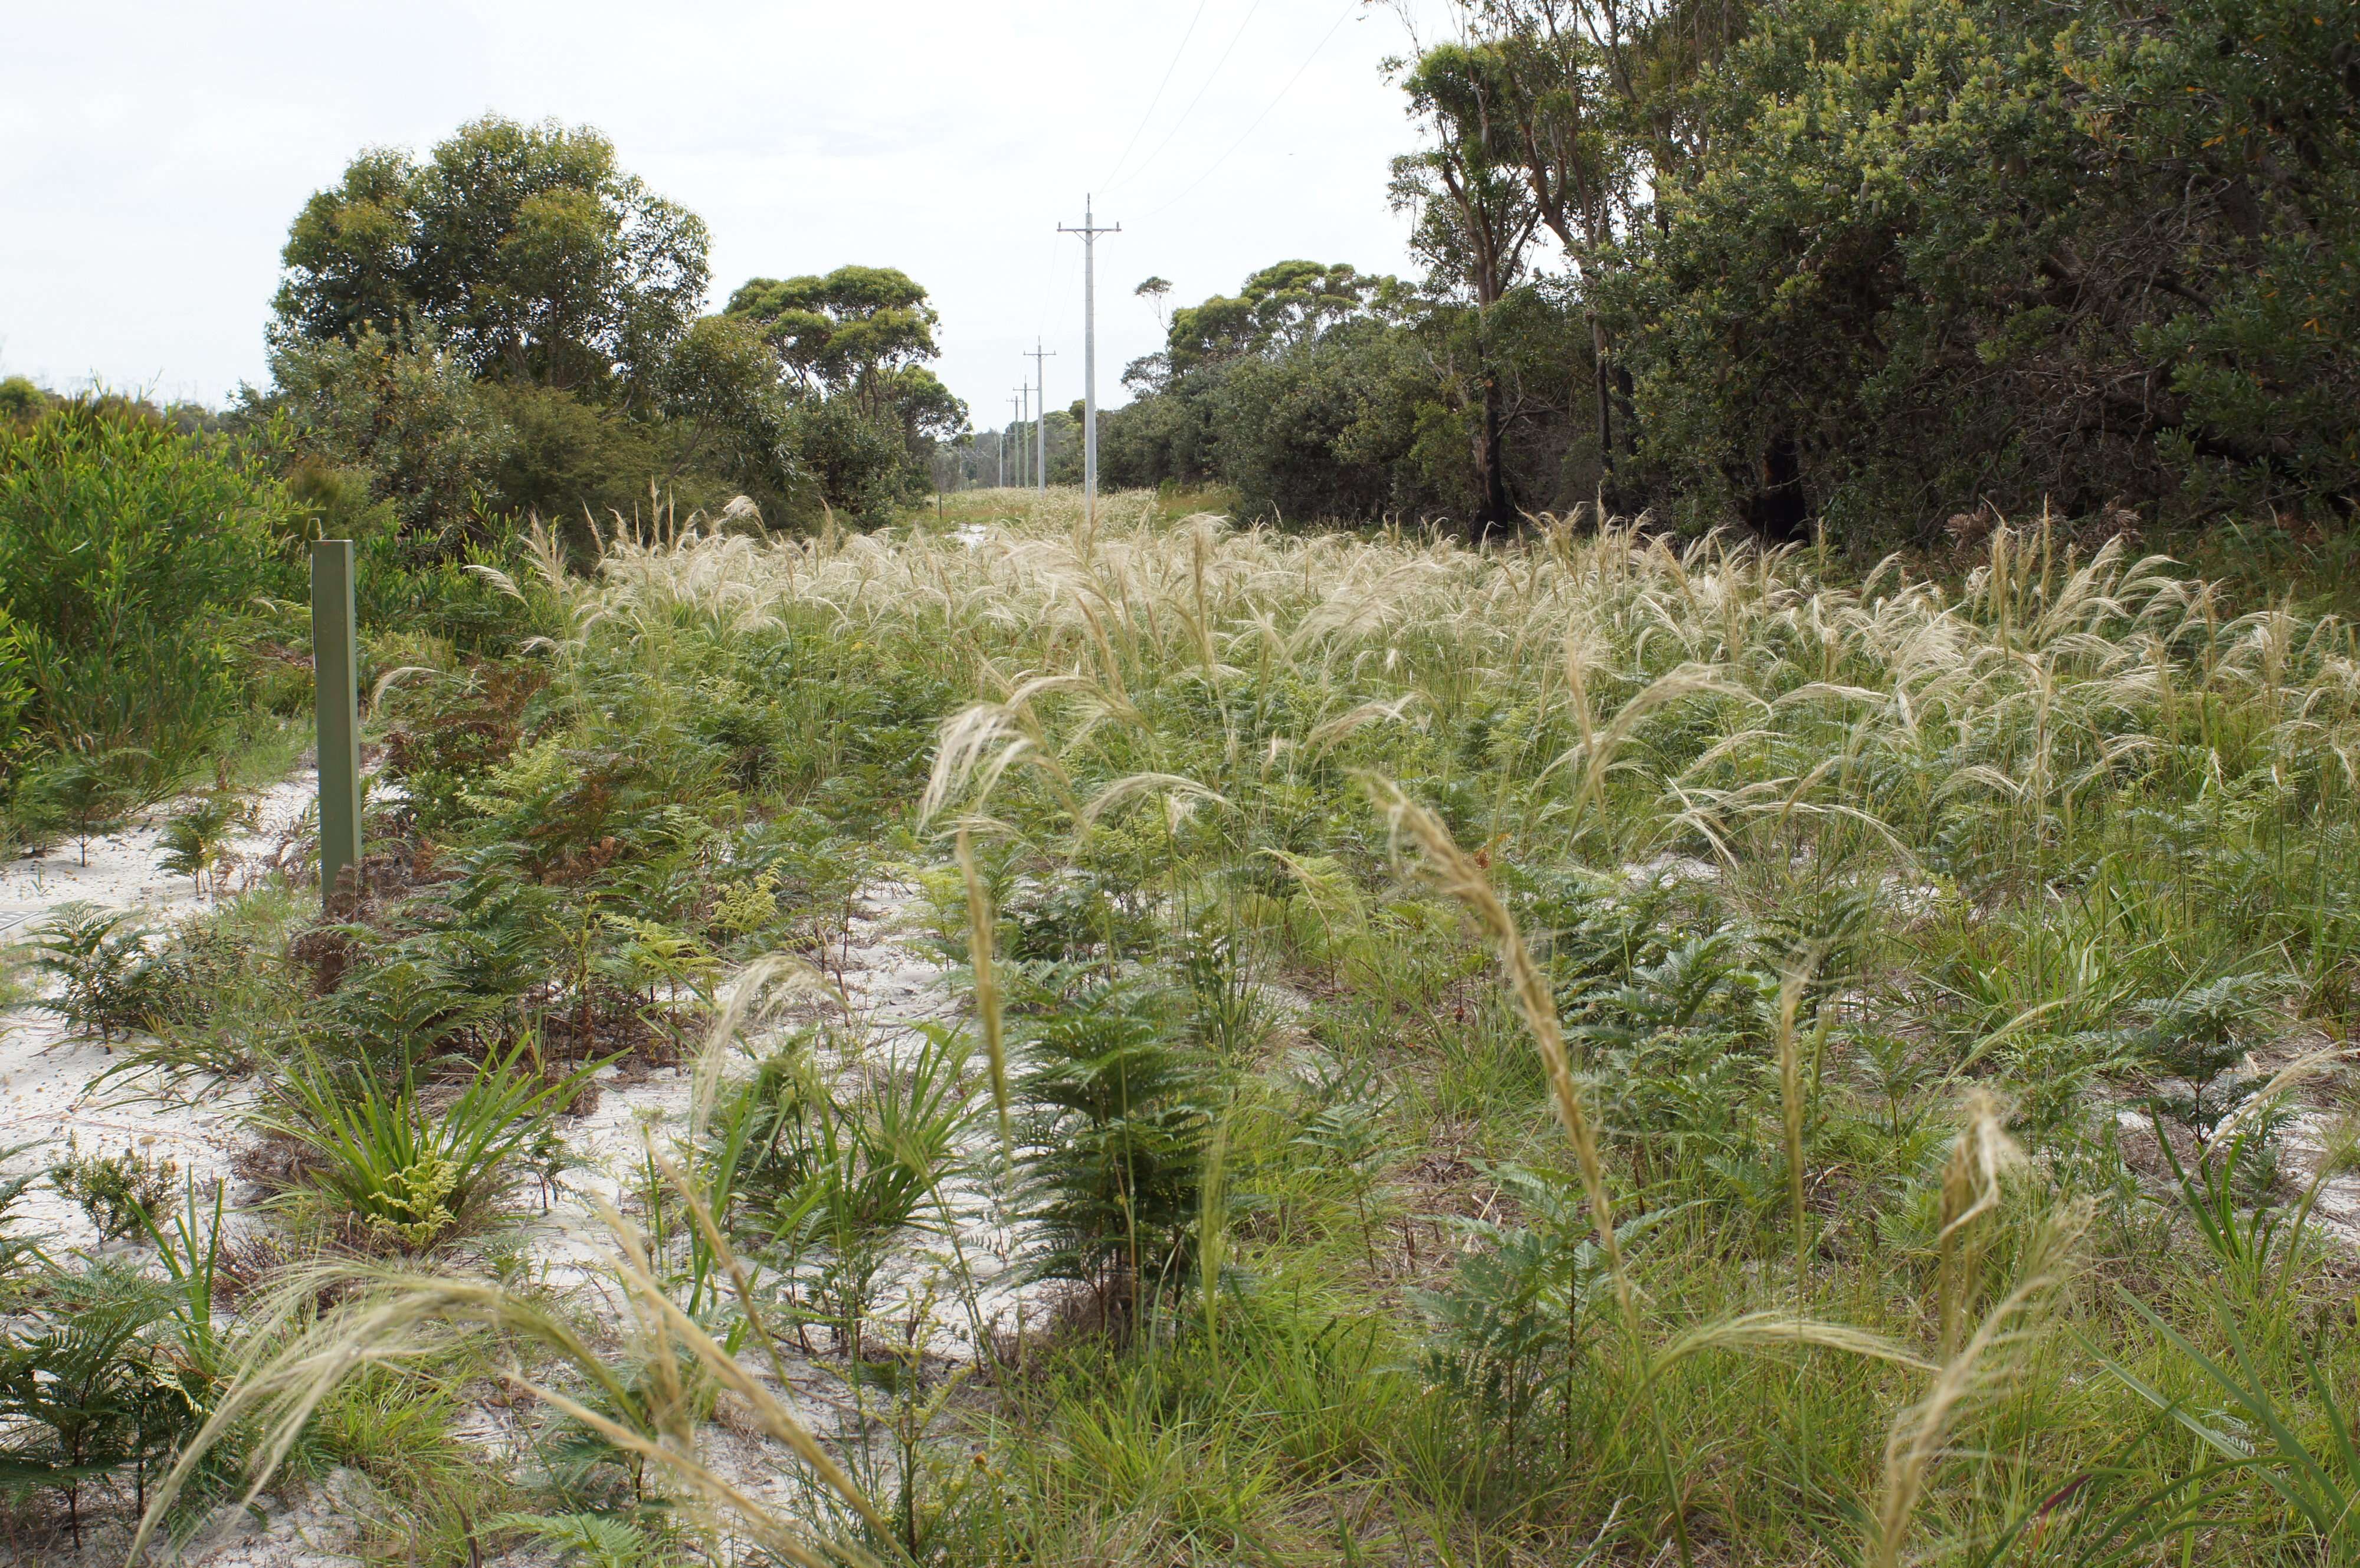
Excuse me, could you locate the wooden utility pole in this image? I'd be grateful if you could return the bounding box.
[310,539,362,911]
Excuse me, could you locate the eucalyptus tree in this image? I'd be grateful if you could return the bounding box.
[1464,1,1646,486]
[1392,40,1543,532]
[1134,275,1175,334]
[726,267,970,519]
[274,115,710,399]
[1165,260,1392,372]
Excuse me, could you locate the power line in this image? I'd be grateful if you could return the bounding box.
[1103,0,1269,195]
[1027,222,1067,338]
[1098,0,1214,193]
[1140,0,1356,222]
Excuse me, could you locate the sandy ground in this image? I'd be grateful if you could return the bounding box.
[0,782,1054,1564]
[0,776,317,1253]
[0,773,319,934]
[2274,1104,2360,1250]
[529,877,1048,1357]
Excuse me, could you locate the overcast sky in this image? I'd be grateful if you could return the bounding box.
[0,0,1455,425]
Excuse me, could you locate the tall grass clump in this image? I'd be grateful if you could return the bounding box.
[122,491,2360,1563]
[548,496,2360,1557]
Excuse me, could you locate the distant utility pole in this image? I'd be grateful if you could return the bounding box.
[1058,196,1120,526]
[1008,394,1024,489]
[1012,387,1030,488]
[1027,338,1057,492]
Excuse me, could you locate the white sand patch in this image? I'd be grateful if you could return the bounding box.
[2279,1108,2360,1251]
[526,875,1053,1363]
[1621,852,1719,887]
[0,1011,257,1254]
[0,773,318,934]
[0,775,317,1254]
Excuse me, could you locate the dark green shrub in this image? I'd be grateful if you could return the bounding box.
[0,401,293,783]
[1017,975,1212,1316]
[2132,972,2290,1144]
[1415,1166,1666,1491]
[719,1025,974,1356]
[782,396,917,527]
[16,746,149,863]
[28,904,173,1044]
[158,790,255,895]
[0,1255,227,1544]
[379,659,544,830]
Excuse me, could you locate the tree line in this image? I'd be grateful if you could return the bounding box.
[253,114,967,545]
[1104,0,2358,544]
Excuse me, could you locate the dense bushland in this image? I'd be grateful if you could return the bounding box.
[1103,0,2360,542]
[0,392,548,852]
[1099,261,1598,529]
[64,490,2358,1566]
[1603,0,2360,538]
[0,402,291,785]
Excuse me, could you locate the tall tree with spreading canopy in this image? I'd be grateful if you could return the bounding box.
[1134,275,1174,331]
[727,267,940,416]
[726,266,968,519]
[1166,261,1391,372]
[276,115,710,396]
[1467,1,1651,490]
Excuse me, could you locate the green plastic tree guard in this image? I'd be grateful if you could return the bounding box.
[311,539,363,910]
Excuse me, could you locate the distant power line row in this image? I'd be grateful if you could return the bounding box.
[1001,4,1358,511]
[995,337,1059,493]
[987,199,1113,521]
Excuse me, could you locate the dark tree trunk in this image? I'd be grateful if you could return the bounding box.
[1473,368,1515,539]
[1743,431,1811,541]
[1615,365,1638,463]
[1591,313,1616,484]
